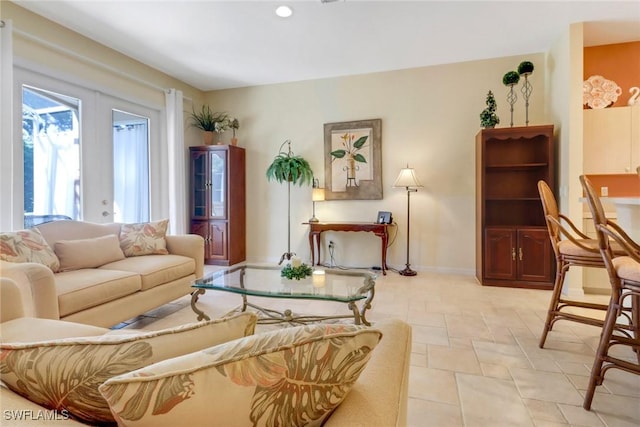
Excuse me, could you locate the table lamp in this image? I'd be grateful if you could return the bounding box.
[309,178,325,223]
[393,165,423,276]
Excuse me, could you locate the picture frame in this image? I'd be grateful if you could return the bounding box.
[323,119,382,200]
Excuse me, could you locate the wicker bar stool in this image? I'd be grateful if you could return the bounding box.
[580,175,640,410]
[537,180,613,348]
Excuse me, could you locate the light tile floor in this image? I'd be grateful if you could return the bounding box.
[125,267,640,427]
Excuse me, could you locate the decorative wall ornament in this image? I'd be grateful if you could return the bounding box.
[518,61,534,126]
[583,75,622,109]
[502,71,520,127]
[324,119,382,200]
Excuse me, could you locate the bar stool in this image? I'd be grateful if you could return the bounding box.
[580,175,640,410]
[537,180,612,348]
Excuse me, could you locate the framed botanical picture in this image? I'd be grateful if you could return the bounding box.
[323,119,382,200]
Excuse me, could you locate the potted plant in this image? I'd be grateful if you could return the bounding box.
[480,90,500,129]
[229,118,240,146]
[190,105,229,145]
[266,140,314,264]
[266,140,314,186]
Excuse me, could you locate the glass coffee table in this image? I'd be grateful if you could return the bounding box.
[191,264,376,325]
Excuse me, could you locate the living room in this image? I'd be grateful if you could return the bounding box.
[2,1,639,275]
[1,1,640,426]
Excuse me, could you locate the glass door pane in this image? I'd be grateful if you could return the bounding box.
[22,85,80,228]
[210,151,226,218]
[112,110,150,223]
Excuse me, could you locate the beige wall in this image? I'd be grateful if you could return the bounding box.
[208,55,548,272]
[5,2,203,109]
[6,1,555,274]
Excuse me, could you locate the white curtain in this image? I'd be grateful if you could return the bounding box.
[113,123,150,223]
[165,89,186,234]
[0,20,14,230]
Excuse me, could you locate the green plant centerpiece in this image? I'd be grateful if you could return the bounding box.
[281,257,313,280]
[480,90,500,129]
[266,140,314,186]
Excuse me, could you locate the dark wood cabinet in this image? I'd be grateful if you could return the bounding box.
[189,145,245,265]
[476,125,554,289]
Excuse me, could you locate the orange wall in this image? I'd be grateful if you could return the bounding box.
[584,41,640,108]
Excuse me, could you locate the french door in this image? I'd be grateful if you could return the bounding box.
[13,68,162,227]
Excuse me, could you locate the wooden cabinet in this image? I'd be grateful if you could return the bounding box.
[475,125,555,289]
[584,106,640,174]
[189,145,246,265]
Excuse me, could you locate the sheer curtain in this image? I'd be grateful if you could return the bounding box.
[113,123,149,223]
[0,20,14,230]
[165,89,186,234]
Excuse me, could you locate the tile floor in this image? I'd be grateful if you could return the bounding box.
[125,267,640,427]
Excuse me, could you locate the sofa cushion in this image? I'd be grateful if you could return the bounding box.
[0,228,60,272]
[98,323,382,427]
[120,219,169,257]
[100,254,195,291]
[55,269,141,317]
[0,313,257,425]
[55,234,126,272]
[0,317,110,343]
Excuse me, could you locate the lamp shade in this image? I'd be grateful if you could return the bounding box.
[393,167,423,188]
[312,188,325,202]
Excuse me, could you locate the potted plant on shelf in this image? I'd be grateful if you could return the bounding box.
[229,117,240,146]
[480,90,500,129]
[190,105,229,145]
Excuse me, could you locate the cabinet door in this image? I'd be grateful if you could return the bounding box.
[208,150,227,219]
[584,107,633,174]
[191,151,209,219]
[484,228,516,280]
[208,221,228,260]
[517,228,552,282]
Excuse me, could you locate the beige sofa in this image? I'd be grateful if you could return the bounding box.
[0,277,412,427]
[0,220,204,328]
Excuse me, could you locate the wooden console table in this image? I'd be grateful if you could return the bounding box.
[305,222,391,275]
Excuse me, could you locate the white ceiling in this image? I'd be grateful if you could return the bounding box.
[13,0,640,91]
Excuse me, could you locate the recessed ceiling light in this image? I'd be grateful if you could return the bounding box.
[275,5,293,18]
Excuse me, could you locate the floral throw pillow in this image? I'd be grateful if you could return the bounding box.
[0,313,257,425]
[119,219,169,257]
[0,228,60,271]
[99,323,383,426]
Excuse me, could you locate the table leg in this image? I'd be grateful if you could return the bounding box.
[308,231,315,265]
[190,289,210,321]
[375,228,389,275]
[315,231,321,265]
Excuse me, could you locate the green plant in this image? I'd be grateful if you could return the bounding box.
[330,132,368,164]
[190,105,229,132]
[281,263,313,280]
[502,71,520,86]
[517,61,534,75]
[229,118,240,137]
[480,90,500,129]
[266,140,314,186]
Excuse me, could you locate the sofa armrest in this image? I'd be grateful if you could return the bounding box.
[0,278,25,322]
[0,260,60,320]
[324,319,412,427]
[165,234,205,279]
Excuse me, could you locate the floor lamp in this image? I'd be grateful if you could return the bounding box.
[393,166,423,276]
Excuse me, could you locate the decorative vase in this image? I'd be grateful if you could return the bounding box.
[231,137,238,146]
[202,131,214,146]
